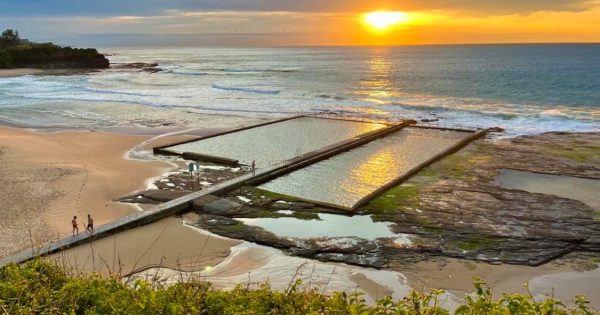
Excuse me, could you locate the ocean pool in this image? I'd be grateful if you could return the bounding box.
[259,128,471,208]
[167,117,386,168]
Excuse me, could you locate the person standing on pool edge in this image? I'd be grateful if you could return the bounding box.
[72,216,79,236]
[86,214,94,233]
[251,160,256,175]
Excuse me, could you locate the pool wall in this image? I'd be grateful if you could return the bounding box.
[153,115,304,157]
[257,128,487,211]
[244,120,416,188]
[353,129,487,209]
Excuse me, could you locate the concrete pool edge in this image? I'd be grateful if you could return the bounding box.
[243,121,416,187]
[353,129,488,209]
[152,115,305,155]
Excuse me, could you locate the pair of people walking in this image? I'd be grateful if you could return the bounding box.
[71,214,93,236]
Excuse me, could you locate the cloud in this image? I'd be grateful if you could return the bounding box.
[0,0,594,17]
[1,1,598,46]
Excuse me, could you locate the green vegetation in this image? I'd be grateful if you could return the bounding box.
[292,210,321,220]
[578,257,600,271]
[594,209,600,221]
[1,260,597,314]
[359,146,484,216]
[360,183,420,215]
[456,235,501,251]
[245,209,320,221]
[541,146,600,164]
[0,29,109,69]
[243,186,304,203]
[220,221,246,233]
[0,29,21,48]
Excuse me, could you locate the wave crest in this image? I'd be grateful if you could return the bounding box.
[212,84,280,95]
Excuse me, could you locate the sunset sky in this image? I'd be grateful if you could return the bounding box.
[1,0,599,46]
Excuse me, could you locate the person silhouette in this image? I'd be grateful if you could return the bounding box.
[72,216,79,236]
[86,214,94,233]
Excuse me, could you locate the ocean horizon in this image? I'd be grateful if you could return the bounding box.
[0,44,598,135]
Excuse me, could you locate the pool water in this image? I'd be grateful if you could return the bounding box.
[167,117,386,167]
[259,128,471,208]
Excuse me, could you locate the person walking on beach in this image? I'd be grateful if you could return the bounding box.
[86,214,94,233]
[251,160,256,175]
[72,216,79,236]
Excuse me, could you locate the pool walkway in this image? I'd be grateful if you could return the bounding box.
[0,120,415,267]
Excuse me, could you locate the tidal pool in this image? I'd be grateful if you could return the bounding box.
[259,128,471,208]
[237,213,400,240]
[495,169,600,209]
[167,117,386,168]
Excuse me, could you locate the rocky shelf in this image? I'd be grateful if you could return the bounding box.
[121,132,600,269]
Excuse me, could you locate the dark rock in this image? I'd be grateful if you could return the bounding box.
[288,202,316,210]
[116,189,192,204]
[166,132,600,269]
[111,62,161,72]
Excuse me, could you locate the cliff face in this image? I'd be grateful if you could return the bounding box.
[0,43,109,69]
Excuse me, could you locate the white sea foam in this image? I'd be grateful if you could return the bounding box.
[1,46,597,136]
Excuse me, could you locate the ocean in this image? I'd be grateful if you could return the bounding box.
[0,44,598,136]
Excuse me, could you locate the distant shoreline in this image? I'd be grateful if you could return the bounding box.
[0,68,44,77]
[0,67,106,77]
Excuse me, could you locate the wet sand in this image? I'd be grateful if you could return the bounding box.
[0,68,44,77]
[50,215,240,275]
[400,259,567,294]
[529,267,600,307]
[399,258,600,309]
[130,241,461,308]
[0,126,174,257]
[131,240,599,309]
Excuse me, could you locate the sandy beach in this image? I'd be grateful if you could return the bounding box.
[0,68,45,77]
[50,215,240,275]
[0,126,176,256]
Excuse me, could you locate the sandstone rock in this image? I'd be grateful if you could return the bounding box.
[202,198,245,216]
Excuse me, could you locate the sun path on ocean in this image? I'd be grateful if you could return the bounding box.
[362,11,409,31]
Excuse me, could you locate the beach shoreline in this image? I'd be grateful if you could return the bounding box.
[0,125,182,257]
[0,68,45,77]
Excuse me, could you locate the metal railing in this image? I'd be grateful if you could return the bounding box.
[413,121,485,131]
[268,159,287,167]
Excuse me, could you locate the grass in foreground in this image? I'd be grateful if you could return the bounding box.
[0,260,597,314]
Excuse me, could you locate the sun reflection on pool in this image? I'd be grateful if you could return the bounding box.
[341,148,397,198]
[260,128,471,208]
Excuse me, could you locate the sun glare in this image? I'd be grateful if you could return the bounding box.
[363,11,409,31]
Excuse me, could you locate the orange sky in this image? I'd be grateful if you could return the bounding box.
[297,5,600,45]
[3,0,599,46]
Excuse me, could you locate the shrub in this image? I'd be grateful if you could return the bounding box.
[0,259,597,314]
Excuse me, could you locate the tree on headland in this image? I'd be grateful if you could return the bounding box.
[0,29,109,69]
[0,29,21,48]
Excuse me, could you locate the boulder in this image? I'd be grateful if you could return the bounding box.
[202,198,245,216]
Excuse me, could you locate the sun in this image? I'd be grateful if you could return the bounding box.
[363,11,409,31]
